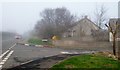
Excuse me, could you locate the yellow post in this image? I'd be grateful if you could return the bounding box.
[52,35,58,47]
[52,35,57,41]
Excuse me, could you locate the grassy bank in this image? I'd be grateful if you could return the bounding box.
[28,38,52,45]
[51,54,120,69]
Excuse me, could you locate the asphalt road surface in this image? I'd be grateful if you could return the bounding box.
[0,39,81,69]
[0,38,16,69]
[0,39,98,70]
[0,38,105,70]
[2,44,66,69]
[2,39,16,53]
[1,38,66,69]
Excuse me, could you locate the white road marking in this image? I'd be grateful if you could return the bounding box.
[5,51,14,59]
[0,65,2,67]
[0,62,5,65]
[8,43,16,50]
[0,65,2,70]
[0,50,10,59]
[0,44,16,69]
[4,58,8,60]
[0,43,16,60]
[2,60,6,62]
[0,50,14,69]
[20,60,34,65]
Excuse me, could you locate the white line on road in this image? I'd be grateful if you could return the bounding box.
[0,50,10,59]
[0,43,16,60]
[0,65,2,68]
[0,43,16,70]
[8,43,16,50]
[20,60,34,65]
[0,65,2,70]
[0,50,14,69]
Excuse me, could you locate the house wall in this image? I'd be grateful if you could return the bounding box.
[72,18,99,37]
[109,32,113,42]
[109,18,120,42]
[62,17,102,41]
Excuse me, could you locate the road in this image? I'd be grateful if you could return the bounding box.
[1,38,66,69]
[2,44,66,69]
[1,39,83,69]
[2,39,16,53]
[0,38,99,70]
[0,38,16,69]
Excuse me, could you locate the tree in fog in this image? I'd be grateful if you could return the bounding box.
[105,21,120,56]
[35,7,76,38]
[94,5,107,29]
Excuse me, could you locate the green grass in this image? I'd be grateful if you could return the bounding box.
[28,38,52,45]
[51,54,120,70]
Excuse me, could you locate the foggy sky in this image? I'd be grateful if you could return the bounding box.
[0,1,118,34]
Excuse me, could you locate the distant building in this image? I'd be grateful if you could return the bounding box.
[63,16,102,41]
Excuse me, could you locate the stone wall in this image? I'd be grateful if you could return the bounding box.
[53,39,112,51]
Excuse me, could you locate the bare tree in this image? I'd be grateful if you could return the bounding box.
[95,5,107,29]
[105,21,119,56]
[35,7,76,38]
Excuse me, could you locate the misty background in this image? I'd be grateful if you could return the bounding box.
[0,2,118,37]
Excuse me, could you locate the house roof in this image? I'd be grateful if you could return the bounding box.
[66,16,100,31]
[80,16,100,29]
[73,16,100,30]
[65,16,100,36]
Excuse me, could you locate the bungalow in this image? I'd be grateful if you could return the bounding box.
[63,16,102,41]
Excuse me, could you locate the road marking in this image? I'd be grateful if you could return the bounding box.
[4,58,8,60]
[0,50,10,59]
[0,65,2,67]
[0,65,2,70]
[0,50,14,69]
[0,62,5,65]
[0,43,16,60]
[20,60,34,65]
[8,43,16,50]
[0,43,16,69]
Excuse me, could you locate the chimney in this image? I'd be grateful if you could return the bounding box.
[84,15,88,19]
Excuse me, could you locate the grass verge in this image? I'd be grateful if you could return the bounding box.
[28,38,52,45]
[51,54,120,70]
